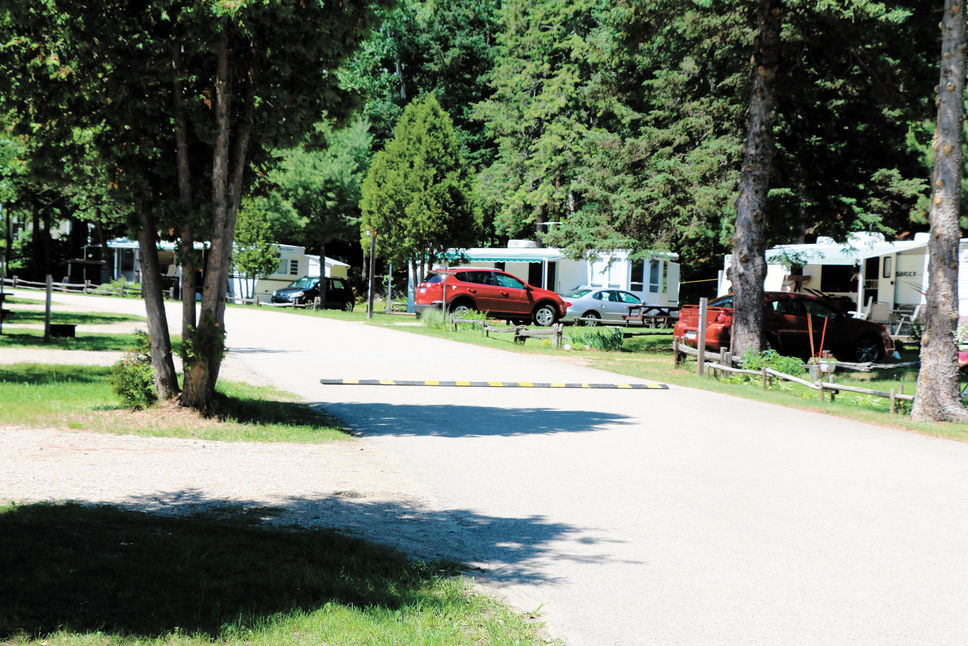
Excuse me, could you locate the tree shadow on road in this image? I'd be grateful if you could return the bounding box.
[313,401,632,438]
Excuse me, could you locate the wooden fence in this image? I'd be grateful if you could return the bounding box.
[451,317,565,347]
[673,338,915,414]
[2,275,142,298]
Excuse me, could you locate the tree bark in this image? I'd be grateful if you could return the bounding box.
[135,200,180,400]
[728,0,782,357]
[171,43,197,335]
[181,38,254,412]
[912,0,968,422]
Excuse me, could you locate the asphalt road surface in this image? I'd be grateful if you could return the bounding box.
[14,293,968,645]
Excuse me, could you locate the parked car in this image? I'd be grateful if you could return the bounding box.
[271,276,355,311]
[562,288,642,325]
[414,267,566,326]
[673,292,895,362]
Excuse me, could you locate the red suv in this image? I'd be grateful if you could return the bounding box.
[673,292,895,362]
[415,267,566,326]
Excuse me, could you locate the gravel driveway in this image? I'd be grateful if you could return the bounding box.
[6,291,968,646]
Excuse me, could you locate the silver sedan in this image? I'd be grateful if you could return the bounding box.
[562,288,642,325]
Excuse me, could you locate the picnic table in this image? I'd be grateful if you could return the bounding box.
[624,304,679,328]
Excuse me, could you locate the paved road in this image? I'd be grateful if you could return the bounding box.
[12,293,968,645]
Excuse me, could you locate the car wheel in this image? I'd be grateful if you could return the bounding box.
[343,300,355,312]
[450,301,475,319]
[853,335,882,363]
[580,311,600,326]
[533,303,557,327]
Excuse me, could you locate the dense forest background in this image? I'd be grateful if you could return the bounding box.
[0,0,954,295]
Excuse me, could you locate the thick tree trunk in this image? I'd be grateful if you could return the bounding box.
[912,0,968,422]
[728,0,781,357]
[135,201,180,400]
[181,40,254,412]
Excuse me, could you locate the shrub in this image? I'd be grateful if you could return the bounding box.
[566,327,625,352]
[109,331,156,409]
[418,307,449,330]
[740,348,805,377]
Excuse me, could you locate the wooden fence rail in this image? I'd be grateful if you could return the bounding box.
[674,338,915,414]
[2,275,142,297]
[451,317,564,348]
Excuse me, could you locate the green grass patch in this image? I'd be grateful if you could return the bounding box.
[0,503,553,645]
[0,364,345,443]
[1,310,146,325]
[0,329,179,353]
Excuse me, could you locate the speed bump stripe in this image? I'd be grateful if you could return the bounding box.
[319,378,667,390]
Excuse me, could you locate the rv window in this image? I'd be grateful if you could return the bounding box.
[882,257,893,278]
[289,259,299,275]
[649,261,662,293]
[630,259,645,292]
[819,265,855,293]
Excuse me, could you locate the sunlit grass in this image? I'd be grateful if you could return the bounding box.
[0,364,345,443]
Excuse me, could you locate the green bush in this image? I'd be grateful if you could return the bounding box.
[740,348,805,376]
[418,307,449,330]
[109,331,156,409]
[567,327,625,351]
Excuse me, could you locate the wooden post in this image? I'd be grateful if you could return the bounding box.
[818,381,825,402]
[84,280,90,294]
[553,322,562,348]
[762,367,768,390]
[673,336,681,368]
[697,297,708,377]
[890,388,896,415]
[44,274,52,343]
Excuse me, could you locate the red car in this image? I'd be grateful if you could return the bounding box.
[415,267,567,326]
[673,292,895,362]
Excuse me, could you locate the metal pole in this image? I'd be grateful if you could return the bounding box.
[366,232,376,319]
[385,261,392,313]
[696,297,708,376]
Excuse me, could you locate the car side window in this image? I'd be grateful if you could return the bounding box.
[330,278,346,290]
[608,291,624,303]
[592,291,607,301]
[804,300,837,318]
[620,292,641,304]
[494,273,525,289]
[453,272,471,283]
[771,298,803,315]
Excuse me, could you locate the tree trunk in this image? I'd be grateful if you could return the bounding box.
[135,200,180,400]
[912,0,968,422]
[728,0,782,357]
[172,43,197,335]
[181,39,254,412]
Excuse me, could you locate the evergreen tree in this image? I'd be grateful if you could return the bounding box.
[360,94,478,282]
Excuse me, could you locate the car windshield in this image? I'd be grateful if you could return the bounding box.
[423,273,444,284]
[287,277,316,289]
[567,289,592,298]
[710,295,733,308]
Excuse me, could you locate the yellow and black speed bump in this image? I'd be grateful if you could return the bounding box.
[320,378,668,390]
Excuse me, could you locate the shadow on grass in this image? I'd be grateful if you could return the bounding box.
[215,389,343,430]
[0,364,111,385]
[0,498,593,640]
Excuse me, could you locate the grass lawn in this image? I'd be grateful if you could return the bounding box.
[0,364,345,443]
[0,329,181,353]
[0,503,555,645]
[1,310,146,325]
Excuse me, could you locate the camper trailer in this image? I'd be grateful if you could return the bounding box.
[719,232,968,329]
